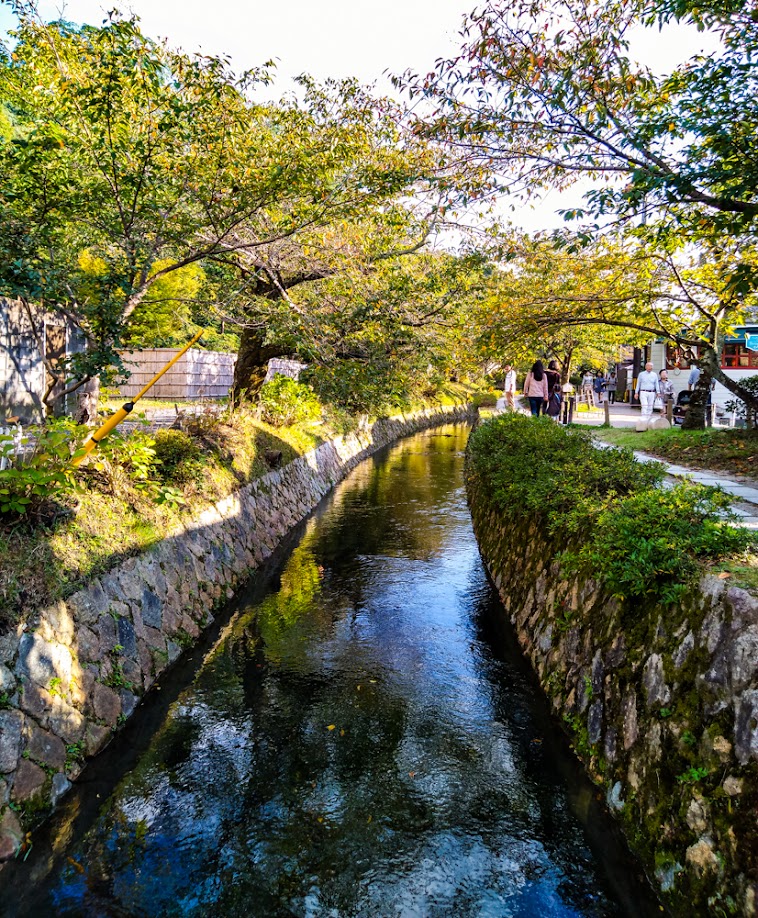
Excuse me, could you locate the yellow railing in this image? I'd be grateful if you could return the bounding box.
[72,330,205,466]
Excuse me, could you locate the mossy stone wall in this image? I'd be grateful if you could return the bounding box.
[466,461,758,916]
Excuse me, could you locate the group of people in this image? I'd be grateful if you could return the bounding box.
[503,358,705,423]
[504,360,563,418]
[580,370,618,405]
[634,361,677,420]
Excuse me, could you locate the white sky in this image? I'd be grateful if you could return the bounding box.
[0,0,722,231]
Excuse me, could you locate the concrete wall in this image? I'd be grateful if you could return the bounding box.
[0,404,471,861]
[466,458,758,915]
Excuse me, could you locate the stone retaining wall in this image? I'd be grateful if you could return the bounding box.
[466,459,758,916]
[0,405,472,860]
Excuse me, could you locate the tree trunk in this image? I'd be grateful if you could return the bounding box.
[681,366,712,430]
[231,328,292,403]
[560,348,573,385]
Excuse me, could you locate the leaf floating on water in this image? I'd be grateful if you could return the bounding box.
[327,724,336,731]
[408,771,416,778]
[367,815,372,824]
[531,738,542,745]
[67,856,85,874]
[340,729,345,737]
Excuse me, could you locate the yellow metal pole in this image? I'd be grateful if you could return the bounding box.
[72,329,205,466]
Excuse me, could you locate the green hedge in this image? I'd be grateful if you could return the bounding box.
[467,415,754,603]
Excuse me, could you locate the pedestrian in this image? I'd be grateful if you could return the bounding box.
[546,382,562,421]
[523,360,549,416]
[659,369,674,408]
[503,363,517,410]
[581,370,594,407]
[688,364,701,391]
[606,370,617,404]
[593,371,607,405]
[545,360,561,395]
[635,361,660,421]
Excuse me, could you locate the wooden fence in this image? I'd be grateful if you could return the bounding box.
[118,348,236,400]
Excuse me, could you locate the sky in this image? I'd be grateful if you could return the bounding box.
[0,0,722,231]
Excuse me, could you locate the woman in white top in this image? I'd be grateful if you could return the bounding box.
[523,360,549,416]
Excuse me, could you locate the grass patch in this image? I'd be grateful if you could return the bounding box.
[594,426,758,478]
[712,552,758,592]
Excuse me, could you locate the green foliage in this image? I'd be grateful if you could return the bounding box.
[469,414,755,602]
[724,374,758,428]
[0,423,85,518]
[152,430,204,485]
[471,389,500,408]
[565,483,751,604]
[98,430,158,486]
[676,766,711,785]
[259,377,322,427]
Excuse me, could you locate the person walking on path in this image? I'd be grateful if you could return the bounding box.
[545,360,561,396]
[688,364,701,390]
[606,370,617,404]
[524,360,549,416]
[581,370,594,407]
[635,362,660,421]
[546,383,562,421]
[659,369,674,408]
[503,364,517,410]
[593,372,607,405]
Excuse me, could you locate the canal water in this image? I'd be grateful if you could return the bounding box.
[3,424,659,917]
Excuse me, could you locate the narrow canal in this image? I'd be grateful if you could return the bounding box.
[4,424,659,917]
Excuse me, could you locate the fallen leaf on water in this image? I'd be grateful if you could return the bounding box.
[531,738,543,745]
[408,771,416,778]
[356,685,362,691]
[318,817,324,823]
[67,857,85,874]
[327,724,336,731]
[367,815,373,824]
[340,729,345,737]
[718,572,732,579]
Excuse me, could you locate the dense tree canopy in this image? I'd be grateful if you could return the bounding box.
[0,5,469,407]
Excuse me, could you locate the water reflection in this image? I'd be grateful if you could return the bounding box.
[4,426,656,917]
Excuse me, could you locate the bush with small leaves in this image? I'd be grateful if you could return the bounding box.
[152,429,204,485]
[259,376,322,427]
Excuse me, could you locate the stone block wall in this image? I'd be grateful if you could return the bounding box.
[0,405,471,860]
[466,464,758,916]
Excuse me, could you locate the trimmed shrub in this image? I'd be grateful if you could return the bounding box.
[468,414,754,602]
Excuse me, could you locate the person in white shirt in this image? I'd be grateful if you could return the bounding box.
[635,362,660,420]
[503,364,517,410]
[688,364,701,390]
